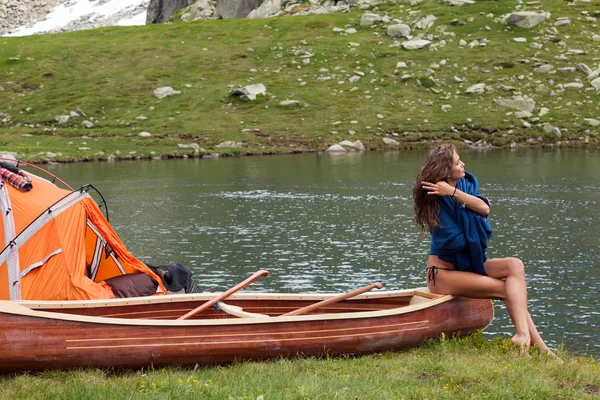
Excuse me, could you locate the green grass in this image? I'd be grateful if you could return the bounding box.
[1,333,597,399]
[0,0,599,162]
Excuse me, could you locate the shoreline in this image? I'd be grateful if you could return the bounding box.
[6,139,599,165]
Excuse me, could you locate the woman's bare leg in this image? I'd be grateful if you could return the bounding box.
[527,312,549,352]
[483,258,531,353]
[427,259,557,358]
[426,261,530,353]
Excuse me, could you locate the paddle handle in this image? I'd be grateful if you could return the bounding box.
[283,282,383,317]
[177,270,269,320]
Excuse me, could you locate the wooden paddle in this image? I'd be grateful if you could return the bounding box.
[177,270,269,320]
[282,282,383,317]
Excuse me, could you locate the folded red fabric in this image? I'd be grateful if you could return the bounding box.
[0,168,32,192]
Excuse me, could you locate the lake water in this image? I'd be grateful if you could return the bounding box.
[43,149,600,357]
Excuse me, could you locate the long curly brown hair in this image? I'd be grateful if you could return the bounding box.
[413,144,456,233]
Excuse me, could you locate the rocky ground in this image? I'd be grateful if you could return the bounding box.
[0,0,62,35]
[0,0,148,36]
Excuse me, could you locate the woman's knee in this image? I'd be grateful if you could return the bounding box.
[506,257,525,278]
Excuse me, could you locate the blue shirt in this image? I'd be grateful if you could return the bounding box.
[429,172,492,276]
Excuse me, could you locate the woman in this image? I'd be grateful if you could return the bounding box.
[413,144,557,358]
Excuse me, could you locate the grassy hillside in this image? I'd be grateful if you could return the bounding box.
[0,0,599,162]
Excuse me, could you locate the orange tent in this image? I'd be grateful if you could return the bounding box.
[0,168,165,300]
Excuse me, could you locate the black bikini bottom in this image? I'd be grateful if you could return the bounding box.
[426,265,456,286]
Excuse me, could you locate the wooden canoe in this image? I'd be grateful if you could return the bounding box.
[0,288,493,372]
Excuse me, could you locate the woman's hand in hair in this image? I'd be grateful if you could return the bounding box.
[421,180,455,197]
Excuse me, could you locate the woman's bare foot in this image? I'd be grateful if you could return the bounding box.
[511,333,531,355]
[543,349,564,363]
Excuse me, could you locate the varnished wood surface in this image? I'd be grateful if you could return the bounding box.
[0,290,494,372]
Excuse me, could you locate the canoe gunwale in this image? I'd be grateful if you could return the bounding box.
[2,288,465,327]
[18,287,426,309]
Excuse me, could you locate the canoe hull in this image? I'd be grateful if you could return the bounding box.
[0,292,492,372]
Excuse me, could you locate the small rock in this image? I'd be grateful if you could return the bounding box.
[383,138,399,146]
[339,140,366,151]
[415,15,438,30]
[583,118,600,127]
[280,100,300,107]
[515,111,533,119]
[494,96,536,113]
[387,24,411,39]
[543,123,561,137]
[230,84,267,101]
[154,86,181,99]
[535,64,554,73]
[402,39,431,50]
[139,131,152,137]
[466,83,486,94]
[360,12,384,27]
[216,141,243,148]
[55,115,70,124]
[505,11,547,28]
[82,120,94,129]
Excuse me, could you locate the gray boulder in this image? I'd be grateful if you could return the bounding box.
[230,83,266,100]
[147,0,196,24]
[247,0,279,19]
[326,144,347,153]
[182,0,216,20]
[387,24,411,39]
[414,15,438,30]
[494,96,536,113]
[505,11,547,28]
[217,0,265,19]
[360,12,385,27]
[56,115,70,124]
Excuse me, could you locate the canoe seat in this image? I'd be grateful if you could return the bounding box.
[216,302,270,318]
